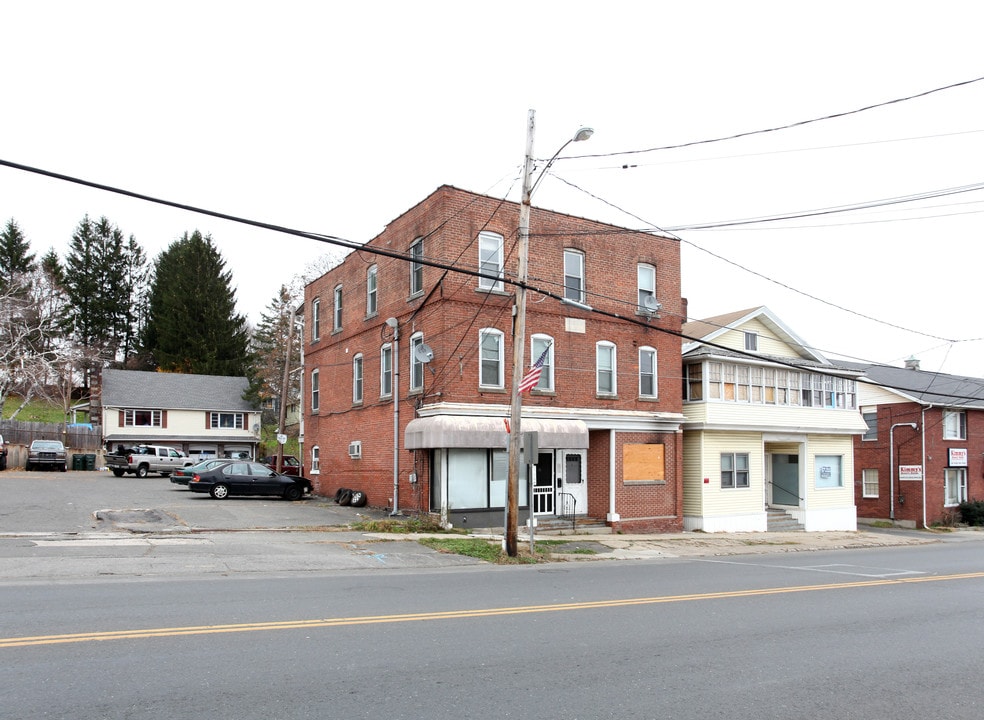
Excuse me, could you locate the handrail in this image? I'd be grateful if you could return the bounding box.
[556,492,577,532]
[766,479,805,506]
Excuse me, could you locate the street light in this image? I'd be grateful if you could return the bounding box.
[505,110,593,557]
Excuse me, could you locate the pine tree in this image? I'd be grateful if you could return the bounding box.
[143,230,250,376]
[0,218,37,293]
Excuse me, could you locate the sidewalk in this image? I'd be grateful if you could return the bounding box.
[372,525,965,561]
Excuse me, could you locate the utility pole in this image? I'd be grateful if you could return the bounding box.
[276,304,296,473]
[505,109,536,557]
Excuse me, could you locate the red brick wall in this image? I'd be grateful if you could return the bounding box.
[304,186,684,523]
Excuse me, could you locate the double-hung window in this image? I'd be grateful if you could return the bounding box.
[530,334,554,392]
[721,453,750,488]
[945,468,968,506]
[353,354,364,404]
[478,232,504,291]
[596,341,616,395]
[333,285,343,331]
[943,410,967,440]
[409,238,423,296]
[862,469,879,498]
[409,332,425,392]
[311,298,321,341]
[480,329,504,388]
[564,249,585,303]
[366,265,377,317]
[310,369,320,412]
[209,412,244,429]
[311,446,320,473]
[639,347,657,398]
[638,263,656,312]
[380,344,393,397]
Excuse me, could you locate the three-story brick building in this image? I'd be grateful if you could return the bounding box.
[302,186,685,532]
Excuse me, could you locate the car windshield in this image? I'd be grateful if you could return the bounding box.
[32,441,64,451]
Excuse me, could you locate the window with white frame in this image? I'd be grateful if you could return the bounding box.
[311,446,320,473]
[380,343,393,397]
[596,341,616,395]
[409,238,423,296]
[638,263,656,311]
[943,410,967,440]
[564,249,585,303]
[479,328,504,388]
[478,231,504,291]
[123,409,162,427]
[744,331,758,351]
[310,369,320,412]
[815,455,843,489]
[366,265,378,317]
[945,467,967,506]
[639,347,657,398]
[721,453,749,488]
[333,285,343,331]
[693,361,856,409]
[862,468,879,498]
[530,334,554,392]
[409,332,425,392]
[209,412,244,429]
[353,354,364,404]
[311,298,321,341]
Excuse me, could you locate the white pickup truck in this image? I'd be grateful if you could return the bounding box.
[106,445,194,478]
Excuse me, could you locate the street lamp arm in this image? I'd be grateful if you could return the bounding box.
[528,127,594,197]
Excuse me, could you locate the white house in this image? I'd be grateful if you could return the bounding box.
[681,307,867,532]
[95,369,261,460]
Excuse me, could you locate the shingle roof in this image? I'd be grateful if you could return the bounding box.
[101,369,257,411]
[840,361,984,409]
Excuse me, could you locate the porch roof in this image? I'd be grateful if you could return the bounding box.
[405,416,589,450]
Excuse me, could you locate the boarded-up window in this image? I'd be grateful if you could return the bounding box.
[623,443,665,482]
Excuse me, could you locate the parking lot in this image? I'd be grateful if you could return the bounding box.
[0,468,385,535]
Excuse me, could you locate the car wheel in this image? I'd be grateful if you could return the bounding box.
[338,489,352,506]
[25,462,31,471]
[334,488,349,503]
[349,491,367,507]
[136,465,149,478]
[60,463,67,472]
[111,469,125,477]
[209,483,230,499]
[283,485,303,501]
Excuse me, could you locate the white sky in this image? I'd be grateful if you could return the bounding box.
[2,1,982,377]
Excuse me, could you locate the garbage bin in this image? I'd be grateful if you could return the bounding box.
[72,454,83,470]
[84,454,96,471]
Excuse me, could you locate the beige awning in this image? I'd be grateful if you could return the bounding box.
[405,416,589,449]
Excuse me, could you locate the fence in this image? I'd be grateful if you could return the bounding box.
[0,420,102,450]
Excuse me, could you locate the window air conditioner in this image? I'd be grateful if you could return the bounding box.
[348,441,362,459]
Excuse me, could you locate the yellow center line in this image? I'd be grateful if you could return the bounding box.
[4,571,983,649]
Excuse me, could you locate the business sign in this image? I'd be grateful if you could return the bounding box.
[899,465,923,481]
[949,448,968,467]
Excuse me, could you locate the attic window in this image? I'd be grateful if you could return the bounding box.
[744,332,758,352]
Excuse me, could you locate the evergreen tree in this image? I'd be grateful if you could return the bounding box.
[143,230,250,376]
[0,218,37,293]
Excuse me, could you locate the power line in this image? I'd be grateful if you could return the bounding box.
[557,75,984,162]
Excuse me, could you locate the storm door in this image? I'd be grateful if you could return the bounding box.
[532,452,555,515]
[558,452,586,516]
[770,453,800,507]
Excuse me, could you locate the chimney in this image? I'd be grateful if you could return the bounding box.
[904,356,920,371]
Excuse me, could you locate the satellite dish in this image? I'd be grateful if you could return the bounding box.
[413,343,435,363]
[642,296,662,314]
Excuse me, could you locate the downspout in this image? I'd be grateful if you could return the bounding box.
[921,406,930,529]
[608,429,619,523]
[890,421,919,522]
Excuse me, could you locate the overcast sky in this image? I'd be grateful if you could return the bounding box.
[3,1,982,378]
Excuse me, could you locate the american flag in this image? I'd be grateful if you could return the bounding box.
[518,345,550,394]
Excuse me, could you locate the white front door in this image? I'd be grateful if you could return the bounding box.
[558,451,587,516]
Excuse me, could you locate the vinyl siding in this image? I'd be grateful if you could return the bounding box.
[689,402,868,433]
[805,434,855,510]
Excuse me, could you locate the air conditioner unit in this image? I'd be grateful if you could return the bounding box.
[348,441,362,459]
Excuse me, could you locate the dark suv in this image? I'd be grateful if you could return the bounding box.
[259,455,303,476]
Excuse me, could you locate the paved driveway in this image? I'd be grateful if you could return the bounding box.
[0,469,383,535]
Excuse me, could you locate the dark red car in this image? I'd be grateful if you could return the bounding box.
[259,455,303,476]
